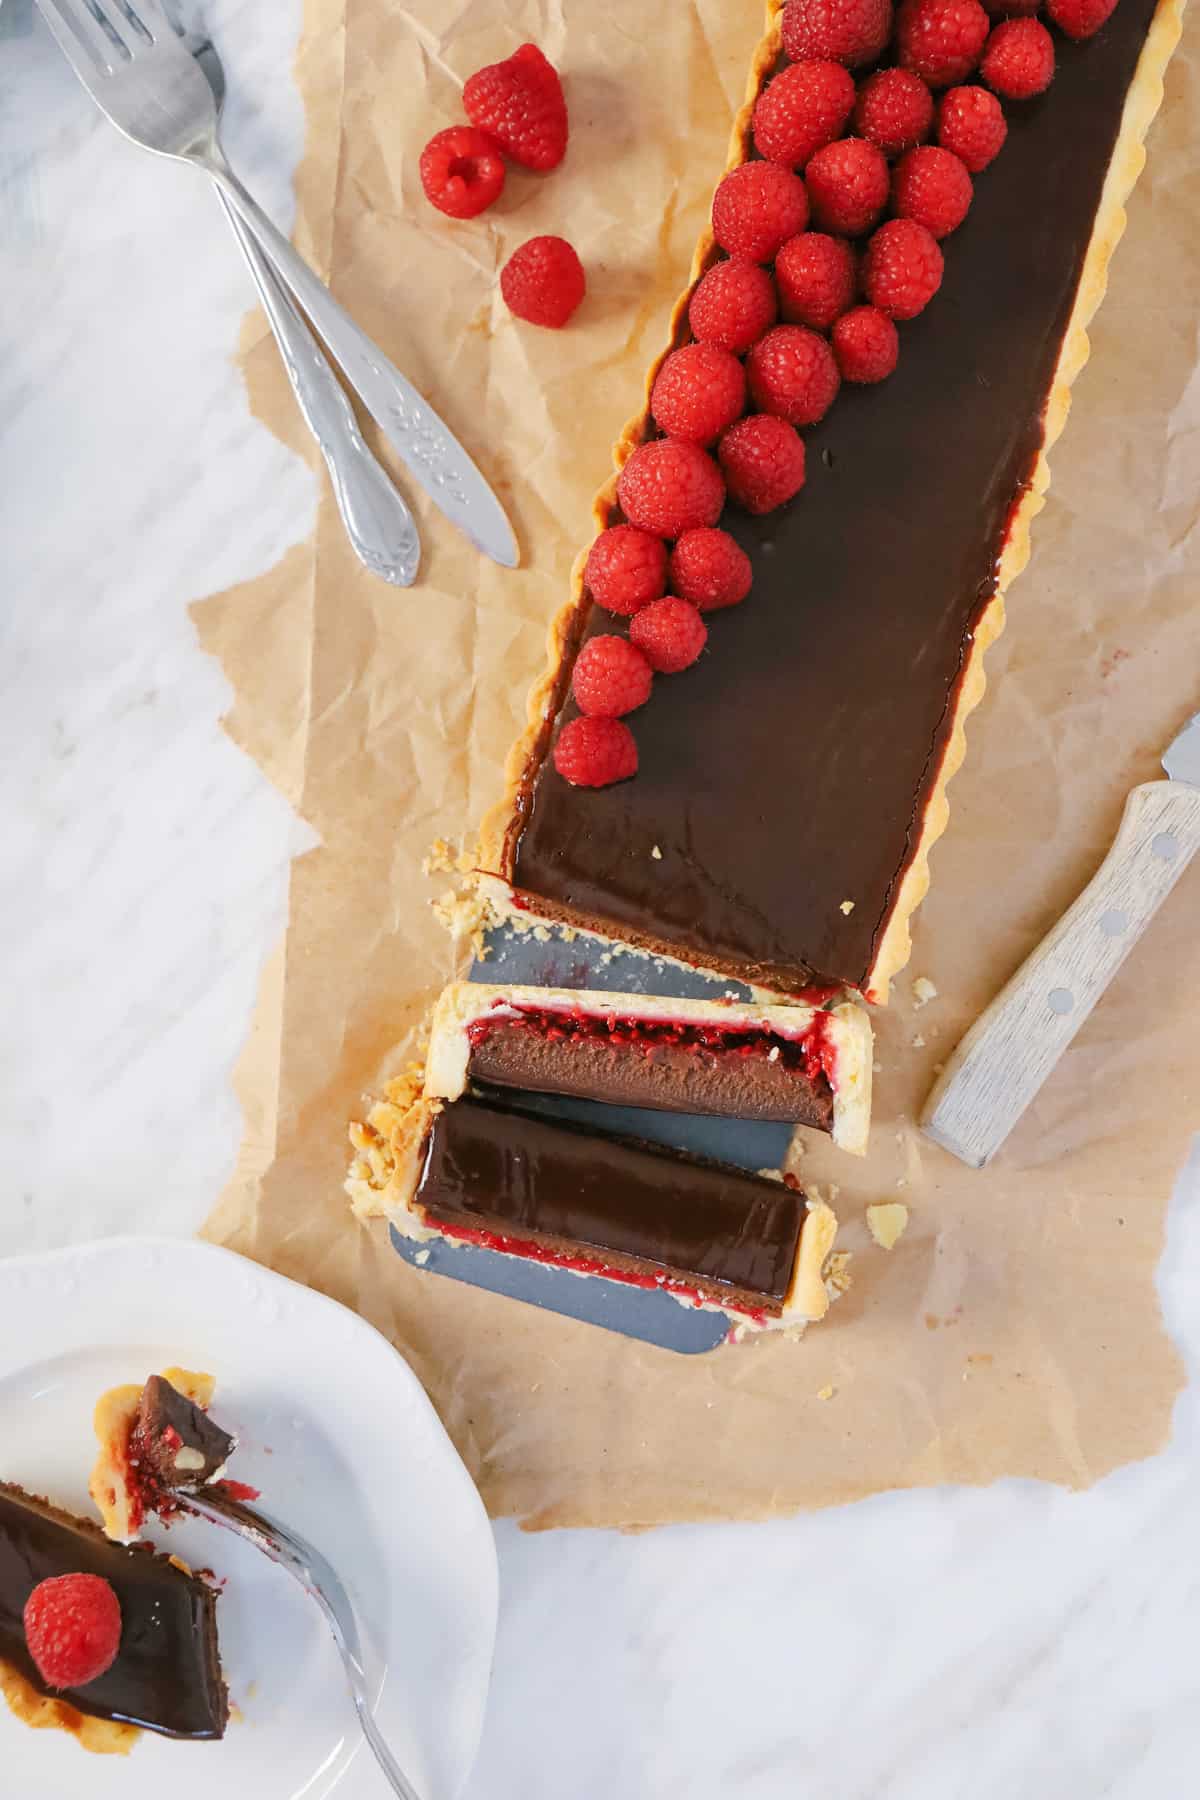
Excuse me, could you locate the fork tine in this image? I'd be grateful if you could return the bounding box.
[36,0,124,74]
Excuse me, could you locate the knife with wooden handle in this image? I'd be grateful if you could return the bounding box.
[921,708,1200,1169]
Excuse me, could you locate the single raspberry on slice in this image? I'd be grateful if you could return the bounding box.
[650,343,747,446]
[585,526,668,617]
[775,232,857,330]
[892,144,973,237]
[981,18,1055,94]
[854,68,935,157]
[572,636,654,717]
[832,305,900,382]
[752,61,856,168]
[1046,0,1118,36]
[805,138,890,237]
[669,528,753,611]
[747,325,841,427]
[500,236,586,327]
[711,161,810,264]
[617,438,725,538]
[937,84,1008,169]
[781,0,895,67]
[463,43,568,172]
[861,217,944,317]
[689,258,778,353]
[419,126,505,219]
[554,715,638,787]
[896,0,990,85]
[630,598,708,673]
[24,1574,122,1691]
[719,415,807,515]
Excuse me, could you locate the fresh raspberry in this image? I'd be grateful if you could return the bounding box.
[584,526,667,617]
[572,636,653,717]
[891,144,973,237]
[832,305,900,381]
[23,1574,122,1691]
[668,528,753,611]
[981,18,1055,94]
[896,0,990,86]
[746,325,840,427]
[463,43,568,172]
[937,84,1008,169]
[719,415,806,515]
[781,0,895,68]
[861,217,944,317]
[688,258,778,353]
[1046,0,1117,35]
[617,438,725,538]
[711,161,810,264]
[805,138,890,236]
[629,597,708,673]
[419,126,505,219]
[650,343,747,446]
[853,68,935,157]
[500,236,586,328]
[752,61,856,168]
[554,715,638,787]
[775,232,856,329]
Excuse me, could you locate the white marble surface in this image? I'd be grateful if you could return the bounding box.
[2,2,1198,1794]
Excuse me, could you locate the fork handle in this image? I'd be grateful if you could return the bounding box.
[214,189,420,587]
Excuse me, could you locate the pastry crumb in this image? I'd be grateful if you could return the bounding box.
[872,1059,882,1073]
[650,844,663,860]
[911,1033,925,1049]
[867,1202,909,1250]
[912,976,938,1008]
[422,838,457,877]
[413,1247,431,1266]
[839,899,855,914]
[825,1250,853,1294]
[817,1385,835,1401]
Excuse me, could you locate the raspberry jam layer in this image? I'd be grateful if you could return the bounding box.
[416,1095,806,1312]
[499,0,1160,994]
[464,1003,837,1127]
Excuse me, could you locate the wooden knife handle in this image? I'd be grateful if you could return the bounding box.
[921,780,1200,1168]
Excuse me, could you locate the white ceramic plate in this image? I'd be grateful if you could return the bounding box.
[0,1237,497,1800]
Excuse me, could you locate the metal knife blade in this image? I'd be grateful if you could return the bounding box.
[1162,709,1200,785]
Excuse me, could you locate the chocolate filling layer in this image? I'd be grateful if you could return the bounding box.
[500,0,1159,993]
[0,1482,227,1739]
[416,1096,805,1311]
[134,1374,235,1493]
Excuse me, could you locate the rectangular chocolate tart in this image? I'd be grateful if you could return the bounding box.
[423,980,872,1150]
[476,0,1182,1001]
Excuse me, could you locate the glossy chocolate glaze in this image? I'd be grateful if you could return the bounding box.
[417,1096,805,1308]
[502,0,1159,993]
[136,1374,235,1491]
[0,1482,227,1739]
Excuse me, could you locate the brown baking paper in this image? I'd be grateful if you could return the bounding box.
[194,0,1199,1528]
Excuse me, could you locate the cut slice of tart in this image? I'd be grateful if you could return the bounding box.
[475,0,1183,1001]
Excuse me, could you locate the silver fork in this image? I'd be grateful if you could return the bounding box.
[180,1483,423,1800]
[35,0,519,571]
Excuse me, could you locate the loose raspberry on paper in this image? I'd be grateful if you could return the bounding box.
[668,528,753,611]
[500,236,586,327]
[463,43,568,172]
[896,0,990,86]
[981,17,1055,94]
[752,61,856,168]
[630,598,708,673]
[775,232,857,330]
[617,438,726,538]
[805,138,890,236]
[1046,0,1119,37]
[688,258,778,353]
[747,325,841,427]
[650,343,747,446]
[585,526,667,617]
[861,217,944,317]
[891,144,973,237]
[23,1574,122,1691]
[832,305,900,382]
[854,68,935,157]
[719,415,807,515]
[937,84,1007,169]
[419,126,505,219]
[781,0,895,67]
[572,636,654,717]
[554,716,638,787]
[711,161,810,264]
